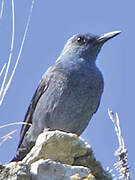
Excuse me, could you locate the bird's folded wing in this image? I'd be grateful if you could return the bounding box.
[17,68,52,149]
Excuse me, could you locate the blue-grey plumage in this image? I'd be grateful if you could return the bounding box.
[12,31,121,161]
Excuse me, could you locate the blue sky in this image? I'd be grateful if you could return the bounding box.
[0,0,134,178]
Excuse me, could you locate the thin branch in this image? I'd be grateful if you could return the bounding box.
[0,130,17,147]
[108,109,130,180]
[0,122,31,147]
[0,0,15,105]
[0,63,6,78]
[2,0,35,94]
[0,0,35,106]
[0,121,31,129]
[0,0,4,19]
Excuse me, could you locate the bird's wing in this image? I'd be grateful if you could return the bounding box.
[17,67,52,149]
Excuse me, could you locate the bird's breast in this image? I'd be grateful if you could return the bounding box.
[32,63,104,135]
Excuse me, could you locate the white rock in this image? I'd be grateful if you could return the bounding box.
[1,162,30,180]
[31,159,91,180]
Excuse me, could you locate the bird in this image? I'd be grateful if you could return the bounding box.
[12,31,120,161]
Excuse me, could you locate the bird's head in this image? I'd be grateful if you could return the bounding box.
[60,31,121,63]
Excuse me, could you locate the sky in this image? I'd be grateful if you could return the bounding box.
[0,0,134,179]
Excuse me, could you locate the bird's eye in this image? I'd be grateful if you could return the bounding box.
[77,36,86,45]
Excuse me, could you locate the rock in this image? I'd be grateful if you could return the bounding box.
[23,130,91,165]
[1,130,112,180]
[31,159,91,180]
[0,162,30,180]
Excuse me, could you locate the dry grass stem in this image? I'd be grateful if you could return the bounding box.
[108,109,130,180]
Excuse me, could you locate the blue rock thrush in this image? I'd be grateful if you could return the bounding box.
[12,31,120,161]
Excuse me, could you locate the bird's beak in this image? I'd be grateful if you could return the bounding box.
[97,31,121,44]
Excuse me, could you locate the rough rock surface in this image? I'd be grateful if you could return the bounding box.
[0,162,30,180]
[31,159,91,180]
[23,130,91,165]
[0,130,112,180]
